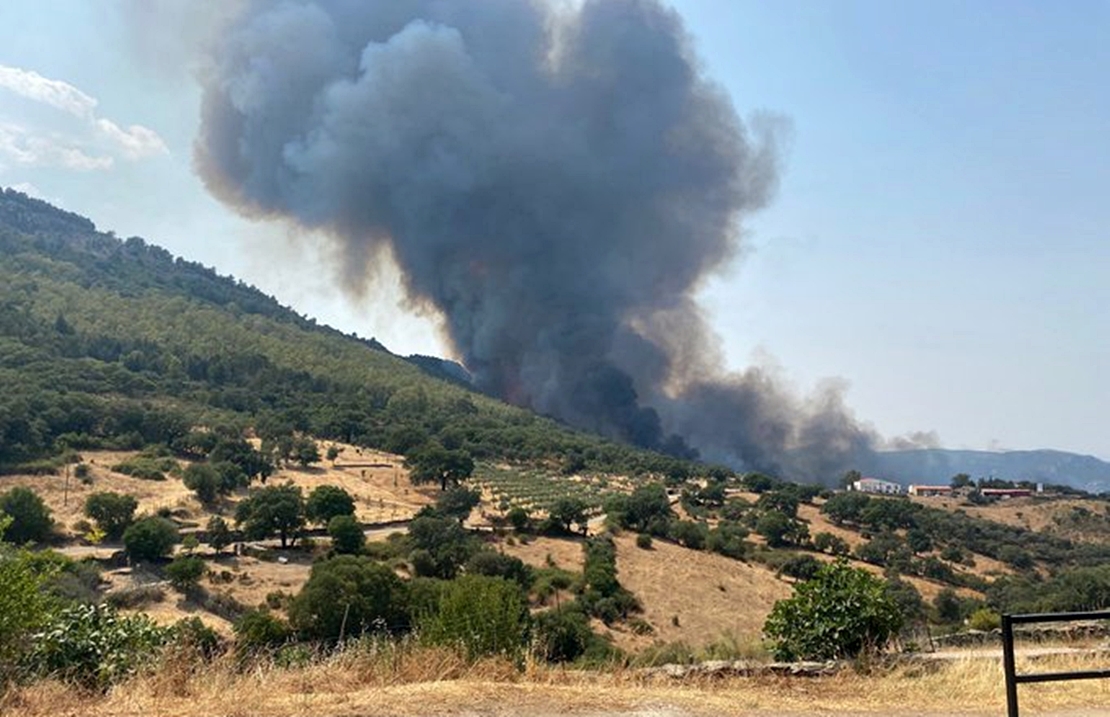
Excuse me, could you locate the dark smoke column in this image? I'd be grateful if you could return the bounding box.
[195,0,872,479]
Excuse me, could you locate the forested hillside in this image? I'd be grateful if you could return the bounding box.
[0,187,692,477]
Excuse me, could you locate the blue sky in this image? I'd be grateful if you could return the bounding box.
[0,1,1107,459]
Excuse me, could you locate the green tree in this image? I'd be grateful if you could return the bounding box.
[763,559,903,661]
[123,517,179,561]
[421,575,530,660]
[84,491,138,539]
[0,487,53,543]
[183,463,221,505]
[407,515,480,579]
[406,443,474,491]
[235,483,305,548]
[434,486,481,523]
[305,485,356,526]
[327,514,365,555]
[951,473,974,489]
[288,555,410,641]
[206,516,232,554]
[546,496,589,535]
[291,436,320,468]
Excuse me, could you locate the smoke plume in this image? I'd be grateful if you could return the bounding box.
[193,0,874,480]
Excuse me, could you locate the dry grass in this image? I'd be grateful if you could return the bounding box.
[5,645,1110,717]
[604,533,791,653]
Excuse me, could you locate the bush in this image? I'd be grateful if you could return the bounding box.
[0,524,56,671]
[465,550,533,589]
[327,514,365,555]
[123,517,179,561]
[967,607,1001,631]
[165,555,206,591]
[635,533,653,550]
[26,603,169,689]
[206,516,233,554]
[84,491,138,539]
[288,555,409,641]
[233,609,292,654]
[421,575,530,661]
[763,558,903,661]
[533,604,594,663]
[0,486,54,543]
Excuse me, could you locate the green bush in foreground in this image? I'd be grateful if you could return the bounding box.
[763,558,903,661]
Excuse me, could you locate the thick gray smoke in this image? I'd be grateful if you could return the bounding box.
[194,0,874,480]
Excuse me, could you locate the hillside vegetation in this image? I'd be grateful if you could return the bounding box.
[5,188,1110,701]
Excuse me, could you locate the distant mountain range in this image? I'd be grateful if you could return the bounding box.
[860,449,1110,494]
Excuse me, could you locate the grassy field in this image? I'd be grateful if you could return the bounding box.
[4,644,1110,717]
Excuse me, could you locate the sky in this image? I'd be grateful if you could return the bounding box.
[0,1,1107,460]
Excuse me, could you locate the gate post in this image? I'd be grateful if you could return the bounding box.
[1002,613,1019,717]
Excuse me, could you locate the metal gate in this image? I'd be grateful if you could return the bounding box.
[1002,610,1110,717]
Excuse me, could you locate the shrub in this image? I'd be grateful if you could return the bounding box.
[165,555,206,591]
[233,609,292,654]
[0,487,54,543]
[421,575,530,661]
[967,607,1001,632]
[635,533,653,549]
[0,522,57,671]
[533,604,593,663]
[763,558,903,661]
[123,517,179,561]
[327,514,365,555]
[288,555,409,641]
[84,491,138,539]
[26,603,169,689]
[465,550,533,589]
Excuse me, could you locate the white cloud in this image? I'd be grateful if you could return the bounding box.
[0,121,113,171]
[0,65,97,118]
[95,118,168,160]
[0,64,167,170]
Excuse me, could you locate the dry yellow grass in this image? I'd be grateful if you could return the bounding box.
[5,646,1110,717]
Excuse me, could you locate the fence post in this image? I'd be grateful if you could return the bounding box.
[1002,613,1019,717]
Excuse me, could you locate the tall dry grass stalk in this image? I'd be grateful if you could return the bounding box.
[4,645,1110,717]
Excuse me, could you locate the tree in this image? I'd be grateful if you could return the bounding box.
[407,515,480,579]
[84,491,138,539]
[183,463,221,505]
[546,497,588,535]
[755,510,793,548]
[951,473,974,489]
[327,515,365,555]
[812,531,850,556]
[421,575,531,660]
[123,517,179,561]
[206,516,232,554]
[288,555,410,641]
[763,558,903,661]
[235,483,305,548]
[434,487,481,523]
[305,485,355,526]
[291,436,320,468]
[406,443,474,491]
[0,487,53,543]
